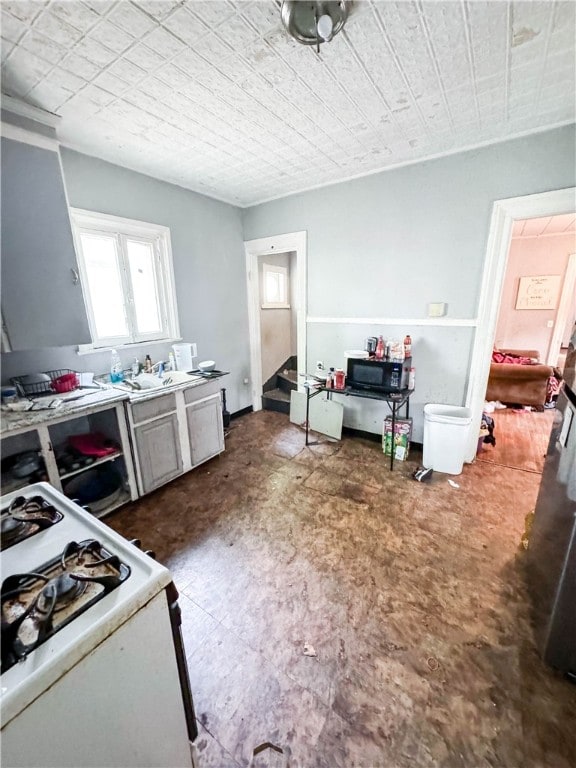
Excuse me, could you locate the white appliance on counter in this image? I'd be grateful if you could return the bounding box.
[172,343,197,372]
[0,483,197,768]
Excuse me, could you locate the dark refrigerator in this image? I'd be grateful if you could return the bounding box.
[527,334,576,678]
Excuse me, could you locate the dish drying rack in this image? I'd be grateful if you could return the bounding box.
[11,369,80,398]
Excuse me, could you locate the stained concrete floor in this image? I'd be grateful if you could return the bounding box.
[107,411,575,768]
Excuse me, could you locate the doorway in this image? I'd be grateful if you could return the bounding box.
[244,231,307,412]
[467,188,576,464]
[480,217,575,471]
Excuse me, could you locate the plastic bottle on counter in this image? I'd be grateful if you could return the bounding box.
[144,354,153,373]
[334,369,346,390]
[408,367,415,390]
[110,349,124,383]
[168,351,176,372]
[131,358,140,377]
[325,369,333,389]
[375,335,385,360]
[404,334,412,358]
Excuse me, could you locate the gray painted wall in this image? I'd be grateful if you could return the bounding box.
[2,126,574,438]
[242,125,576,440]
[2,149,251,414]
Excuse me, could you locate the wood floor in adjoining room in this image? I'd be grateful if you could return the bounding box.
[107,411,575,768]
[477,407,556,473]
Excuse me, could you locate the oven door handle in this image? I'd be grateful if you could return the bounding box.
[165,582,198,742]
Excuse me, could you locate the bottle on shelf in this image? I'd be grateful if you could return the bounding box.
[110,349,124,383]
[325,369,333,389]
[375,336,385,360]
[404,334,412,358]
[334,369,346,390]
[408,367,416,390]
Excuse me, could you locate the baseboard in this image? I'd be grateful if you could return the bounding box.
[341,426,381,443]
[341,425,423,451]
[231,405,253,420]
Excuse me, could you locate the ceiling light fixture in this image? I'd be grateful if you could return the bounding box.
[281,1,350,52]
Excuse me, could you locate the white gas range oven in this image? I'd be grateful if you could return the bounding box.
[1,482,197,768]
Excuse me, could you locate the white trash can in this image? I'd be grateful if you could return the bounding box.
[423,404,473,475]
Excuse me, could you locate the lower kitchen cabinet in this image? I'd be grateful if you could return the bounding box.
[126,379,225,496]
[133,413,183,495]
[1,382,226,508]
[0,398,138,518]
[186,393,224,467]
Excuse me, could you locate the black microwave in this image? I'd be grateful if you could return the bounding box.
[346,357,411,393]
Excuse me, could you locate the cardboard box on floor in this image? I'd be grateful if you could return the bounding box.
[383,416,412,461]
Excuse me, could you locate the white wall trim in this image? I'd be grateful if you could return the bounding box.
[1,94,61,128]
[70,207,180,352]
[244,231,307,411]
[0,121,59,151]
[69,207,172,236]
[306,316,477,326]
[548,252,576,365]
[465,187,576,462]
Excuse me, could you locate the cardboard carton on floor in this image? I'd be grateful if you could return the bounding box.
[383,416,412,461]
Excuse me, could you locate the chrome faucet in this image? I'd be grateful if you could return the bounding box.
[150,361,167,375]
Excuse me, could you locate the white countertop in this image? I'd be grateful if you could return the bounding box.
[0,374,226,436]
[0,388,129,435]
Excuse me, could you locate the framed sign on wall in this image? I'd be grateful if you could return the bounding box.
[515,274,562,310]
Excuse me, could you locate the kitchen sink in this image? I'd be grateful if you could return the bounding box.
[114,371,202,393]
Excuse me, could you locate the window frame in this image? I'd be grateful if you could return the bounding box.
[261,263,290,309]
[70,208,180,352]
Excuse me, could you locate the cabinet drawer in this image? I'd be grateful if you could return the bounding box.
[183,379,221,404]
[130,393,177,425]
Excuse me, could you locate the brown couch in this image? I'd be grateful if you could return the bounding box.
[486,348,554,407]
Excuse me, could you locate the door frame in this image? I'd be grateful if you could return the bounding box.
[244,231,307,411]
[547,252,576,365]
[465,187,576,461]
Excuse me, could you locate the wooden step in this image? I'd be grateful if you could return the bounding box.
[262,388,291,414]
[276,369,298,394]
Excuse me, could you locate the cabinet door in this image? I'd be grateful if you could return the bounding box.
[0,137,91,349]
[186,394,224,468]
[134,414,182,495]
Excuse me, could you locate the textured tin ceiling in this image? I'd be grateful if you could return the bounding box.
[1,1,575,207]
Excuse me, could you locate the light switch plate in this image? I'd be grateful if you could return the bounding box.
[428,302,447,317]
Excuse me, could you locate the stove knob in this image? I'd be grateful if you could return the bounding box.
[144,550,156,560]
[129,538,142,549]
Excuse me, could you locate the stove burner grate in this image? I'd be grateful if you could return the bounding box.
[1,539,131,673]
[0,495,63,550]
